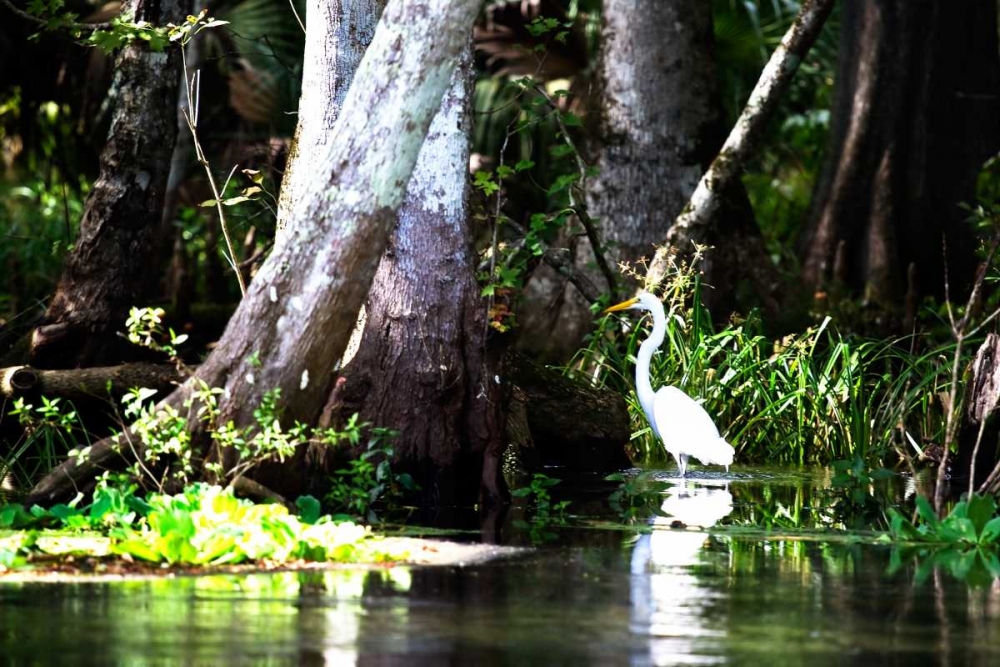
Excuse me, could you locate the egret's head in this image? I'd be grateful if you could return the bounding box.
[604,290,660,314]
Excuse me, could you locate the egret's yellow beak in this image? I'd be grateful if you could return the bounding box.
[604,297,638,314]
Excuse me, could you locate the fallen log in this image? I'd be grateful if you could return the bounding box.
[0,363,186,401]
[511,355,632,472]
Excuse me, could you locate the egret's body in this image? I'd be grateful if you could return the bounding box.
[606,291,734,476]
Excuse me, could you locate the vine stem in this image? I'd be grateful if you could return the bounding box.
[181,48,246,297]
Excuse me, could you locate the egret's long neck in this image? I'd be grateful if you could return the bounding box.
[635,304,666,420]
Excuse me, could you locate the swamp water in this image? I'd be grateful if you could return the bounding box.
[1,467,999,666]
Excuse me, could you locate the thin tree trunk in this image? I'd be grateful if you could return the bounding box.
[275,0,387,231]
[799,0,1000,304]
[28,0,485,506]
[29,0,191,369]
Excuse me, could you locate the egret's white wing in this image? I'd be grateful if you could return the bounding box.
[652,386,733,465]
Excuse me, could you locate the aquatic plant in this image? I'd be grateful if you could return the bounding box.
[512,472,571,543]
[887,494,1000,548]
[0,483,387,570]
[886,494,1000,587]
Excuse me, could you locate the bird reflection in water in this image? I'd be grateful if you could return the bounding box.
[630,480,734,666]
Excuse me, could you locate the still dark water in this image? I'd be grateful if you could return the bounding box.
[2,467,999,666]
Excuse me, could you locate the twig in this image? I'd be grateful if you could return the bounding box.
[534,83,618,300]
[285,0,305,35]
[0,0,109,33]
[646,0,836,287]
[505,219,602,303]
[181,49,247,297]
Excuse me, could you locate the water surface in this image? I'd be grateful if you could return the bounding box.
[1,467,997,666]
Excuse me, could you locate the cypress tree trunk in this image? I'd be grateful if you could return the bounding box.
[800,0,1000,305]
[30,0,192,368]
[29,0,486,506]
[334,50,506,505]
[275,0,387,231]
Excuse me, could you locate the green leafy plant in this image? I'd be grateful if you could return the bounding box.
[324,419,413,523]
[112,484,371,565]
[0,483,389,570]
[886,494,1000,587]
[827,456,895,526]
[512,473,571,542]
[125,306,189,361]
[888,494,1000,548]
[2,396,89,492]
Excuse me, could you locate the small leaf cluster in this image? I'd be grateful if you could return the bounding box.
[199,168,275,211]
[88,10,228,54]
[125,306,188,360]
[888,495,1000,548]
[324,418,414,524]
[512,473,571,542]
[524,16,571,49]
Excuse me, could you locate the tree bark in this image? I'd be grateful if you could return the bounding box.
[519,0,782,361]
[332,47,508,506]
[799,0,1000,304]
[28,0,485,506]
[29,0,191,369]
[275,0,387,231]
[955,335,1000,494]
[646,0,834,294]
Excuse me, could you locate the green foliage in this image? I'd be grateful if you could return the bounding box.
[125,306,189,360]
[0,171,87,320]
[113,382,313,489]
[324,418,413,523]
[512,473,571,542]
[0,483,384,570]
[112,484,369,565]
[886,494,1000,587]
[888,495,1000,548]
[473,70,591,309]
[86,11,228,53]
[2,396,89,493]
[828,456,895,524]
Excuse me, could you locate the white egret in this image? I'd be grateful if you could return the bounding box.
[606,291,734,476]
